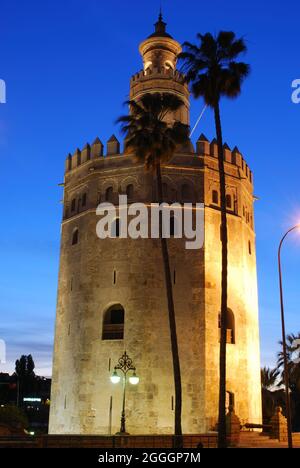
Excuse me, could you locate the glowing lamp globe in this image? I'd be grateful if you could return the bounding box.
[129,372,139,385]
[110,371,121,384]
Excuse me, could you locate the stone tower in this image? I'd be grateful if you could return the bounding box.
[49,15,262,435]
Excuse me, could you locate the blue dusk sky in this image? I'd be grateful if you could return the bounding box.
[0,0,299,376]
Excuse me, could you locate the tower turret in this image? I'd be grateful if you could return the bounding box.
[130,13,190,125]
[139,12,181,72]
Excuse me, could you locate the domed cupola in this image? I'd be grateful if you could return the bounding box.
[147,11,173,38]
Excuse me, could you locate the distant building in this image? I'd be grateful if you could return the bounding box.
[0,372,51,433]
[0,373,17,405]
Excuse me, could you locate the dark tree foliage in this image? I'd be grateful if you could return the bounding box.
[277,333,300,431]
[15,354,36,405]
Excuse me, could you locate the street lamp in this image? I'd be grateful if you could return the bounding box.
[110,370,121,384]
[278,224,300,449]
[110,351,139,434]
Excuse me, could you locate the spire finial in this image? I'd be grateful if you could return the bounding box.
[159,5,163,22]
[154,4,166,34]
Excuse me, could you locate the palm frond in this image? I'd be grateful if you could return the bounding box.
[117,93,190,171]
[179,30,250,107]
[261,367,280,390]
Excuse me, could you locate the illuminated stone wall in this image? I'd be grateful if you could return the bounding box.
[49,17,261,435]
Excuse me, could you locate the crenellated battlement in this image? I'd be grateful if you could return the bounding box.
[65,135,121,173]
[130,68,185,84]
[129,66,189,126]
[196,134,253,184]
[64,132,253,185]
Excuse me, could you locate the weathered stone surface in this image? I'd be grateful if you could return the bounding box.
[49,16,262,435]
[270,406,288,442]
[226,408,241,447]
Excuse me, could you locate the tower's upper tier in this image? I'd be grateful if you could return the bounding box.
[130,13,190,125]
[139,13,182,73]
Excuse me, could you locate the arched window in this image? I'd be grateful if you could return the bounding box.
[218,309,235,344]
[105,186,113,202]
[71,198,76,212]
[144,61,152,72]
[181,184,191,201]
[126,184,134,199]
[248,240,252,255]
[165,60,174,70]
[111,218,120,238]
[82,193,87,207]
[234,197,238,214]
[71,228,79,245]
[212,190,219,205]
[102,304,124,340]
[226,194,232,209]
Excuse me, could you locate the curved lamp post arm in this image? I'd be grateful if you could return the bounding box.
[279,225,300,255]
[278,224,300,449]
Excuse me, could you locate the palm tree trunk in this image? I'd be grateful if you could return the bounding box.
[214,101,228,449]
[156,162,183,441]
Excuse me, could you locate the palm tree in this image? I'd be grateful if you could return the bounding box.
[261,367,280,425]
[179,32,250,447]
[261,367,280,391]
[277,333,300,430]
[117,92,190,437]
[277,333,300,389]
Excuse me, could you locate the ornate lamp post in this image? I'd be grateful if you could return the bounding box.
[278,224,300,449]
[110,351,139,434]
